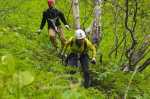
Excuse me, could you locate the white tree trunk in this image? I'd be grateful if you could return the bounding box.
[91,0,102,45]
[72,0,80,29]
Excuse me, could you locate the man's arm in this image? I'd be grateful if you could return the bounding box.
[40,11,47,30]
[61,37,73,55]
[59,11,68,25]
[59,11,70,29]
[85,38,96,59]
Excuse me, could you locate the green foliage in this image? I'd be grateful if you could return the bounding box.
[0,0,150,99]
[13,71,34,88]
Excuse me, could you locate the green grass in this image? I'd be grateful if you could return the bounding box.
[0,0,150,99]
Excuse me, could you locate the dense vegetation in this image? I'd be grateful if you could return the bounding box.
[0,0,150,99]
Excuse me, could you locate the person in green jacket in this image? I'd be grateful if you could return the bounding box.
[61,29,96,88]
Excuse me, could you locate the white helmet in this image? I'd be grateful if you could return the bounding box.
[75,29,86,39]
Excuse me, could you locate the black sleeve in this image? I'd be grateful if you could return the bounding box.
[40,11,47,30]
[58,11,68,25]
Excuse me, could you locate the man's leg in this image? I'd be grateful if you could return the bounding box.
[66,54,78,74]
[48,28,58,49]
[57,26,66,49]
[67,54,78,67]
[79,53,90,88]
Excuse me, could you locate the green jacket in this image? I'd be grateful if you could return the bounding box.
[63,37,96,58]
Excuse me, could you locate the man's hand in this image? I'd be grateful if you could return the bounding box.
[59,52,67,59]
[65,25,70,30]
[60,52,64,58]
[91,58,96,64]
[36,29,41,34]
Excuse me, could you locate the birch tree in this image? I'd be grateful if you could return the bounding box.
[72,0,80,29]
[85,0,102,47]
